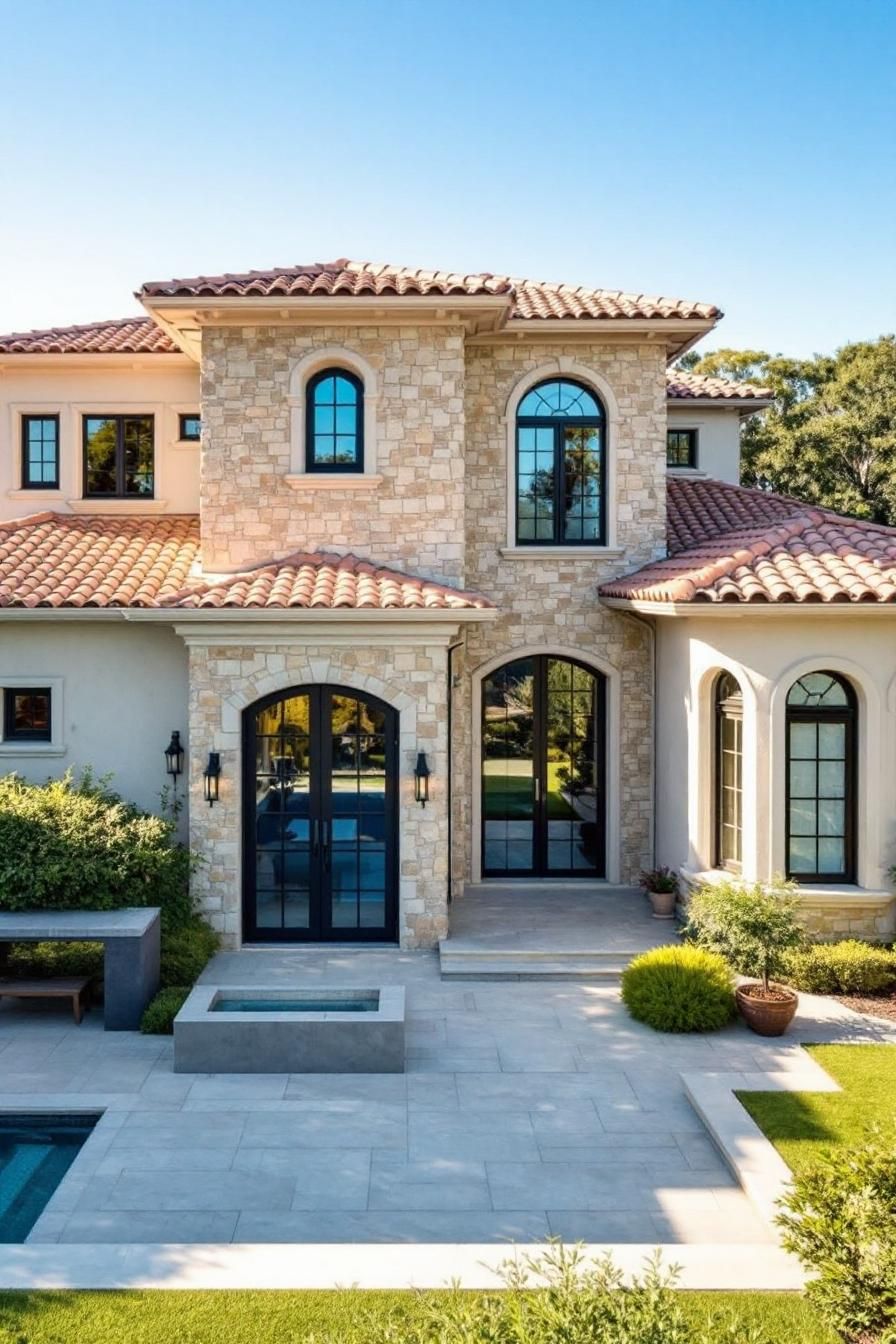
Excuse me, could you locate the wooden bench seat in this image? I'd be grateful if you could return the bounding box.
[0,977,91,1024]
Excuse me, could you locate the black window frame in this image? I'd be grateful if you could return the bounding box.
[3,687,52,743]
[21,414,60,490]
[515,378,607,546]
[305,368,364,474]
[785,672,857,884]
[714,672,743,872]
[82,413,155,500]
[667,428,698,469]
[178,413,201,442]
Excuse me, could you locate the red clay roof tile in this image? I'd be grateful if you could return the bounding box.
[664,369,772,401]
[0,317,178,355]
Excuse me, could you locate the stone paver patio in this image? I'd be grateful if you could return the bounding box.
[1,944,892,1247]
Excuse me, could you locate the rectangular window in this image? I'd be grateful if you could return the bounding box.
[21,415,60,489]
[178,414,201,441]
[3,688,51,742]
[667,429,697,468]
[83,415,154,498]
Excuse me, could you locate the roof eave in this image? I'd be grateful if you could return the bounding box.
[476,316,718,357]
[666,396,773,413]
[0,351,192,369]
[599,595,896,617]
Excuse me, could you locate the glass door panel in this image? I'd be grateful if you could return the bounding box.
[481,658,535,873]
[252,692,311,932]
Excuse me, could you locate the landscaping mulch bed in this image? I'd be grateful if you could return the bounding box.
[834,990,896,1022]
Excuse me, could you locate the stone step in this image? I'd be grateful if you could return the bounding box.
[438,943,637,981]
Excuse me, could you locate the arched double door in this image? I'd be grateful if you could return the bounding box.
[242,685,398,942]
[481,655,606,878]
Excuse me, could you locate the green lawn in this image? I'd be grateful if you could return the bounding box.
[737,1042,896,1176]
[0,1289,837,1343]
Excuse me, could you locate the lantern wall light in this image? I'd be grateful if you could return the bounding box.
[164,730,185,780]
[414,751,431,807]
[203,752,221,806]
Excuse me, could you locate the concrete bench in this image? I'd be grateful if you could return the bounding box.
[0,976,91,1024]
[0,909,160,1031]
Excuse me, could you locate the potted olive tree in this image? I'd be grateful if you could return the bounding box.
[640,867,679,920]
[683,877,806,1035]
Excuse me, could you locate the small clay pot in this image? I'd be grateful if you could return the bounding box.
[736,981,798,1036]
[647,889,677,920]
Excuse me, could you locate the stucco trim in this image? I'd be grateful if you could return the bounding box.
[469,643,621,884]
[287,346,380,477]
[692,662,761,881]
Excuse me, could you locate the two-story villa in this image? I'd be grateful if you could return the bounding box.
[2,259,894,947]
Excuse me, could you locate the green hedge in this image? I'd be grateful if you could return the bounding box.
[785,940,896,995]
[140,986,190,1035]
[160,919,219,988]
[621,945,735,1033]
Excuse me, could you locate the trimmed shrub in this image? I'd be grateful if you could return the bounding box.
[621,945,735,1033]
[0,770,197,929]
[785,939,896,995]
[140,986,190,1035]
[160,918,219,989]
[6,939,104,984]
[683,876,806,990]
[777,1130,896,1341]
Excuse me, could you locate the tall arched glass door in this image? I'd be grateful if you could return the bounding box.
[481,656,606,877]
[242,686,398,942]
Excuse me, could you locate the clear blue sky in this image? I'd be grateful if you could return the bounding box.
[1,0,893,356]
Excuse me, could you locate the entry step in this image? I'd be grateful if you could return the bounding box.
[438,942,638,981]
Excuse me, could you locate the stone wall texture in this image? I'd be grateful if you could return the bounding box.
[186,639,450,949]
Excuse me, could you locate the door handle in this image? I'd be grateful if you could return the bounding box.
[311,819,320,857]
[322,820,330,870]
[534,777,541,802]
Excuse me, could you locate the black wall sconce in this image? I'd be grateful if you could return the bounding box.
[414,751,431,807]
[203,752,221,806]
[164,730,185,780]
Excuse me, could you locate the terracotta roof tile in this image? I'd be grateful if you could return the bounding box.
[139,258,720,322]
[0,514,492,612]
[0,317,178,355]
[665,369,772,401]
[601,478,896,605]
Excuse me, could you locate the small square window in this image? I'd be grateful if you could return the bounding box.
[22,415,60,489]
[179,414,201,442]
[3,688,52,742]
[667,429,698,468]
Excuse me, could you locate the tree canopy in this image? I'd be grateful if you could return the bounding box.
[678,335,896,525]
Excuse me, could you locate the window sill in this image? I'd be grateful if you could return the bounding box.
[67,499,169,514]
[681,868,893,907]
[0,744,66,757]
[284,474,383,491]
[7,489,63,499]
[666,467,706,478]
[499,546,626,560]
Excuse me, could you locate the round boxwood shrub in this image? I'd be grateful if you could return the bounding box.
[785,939,896,995]
[160,919,220,989]
[140,986,190,1035]
[622,945,735,1032]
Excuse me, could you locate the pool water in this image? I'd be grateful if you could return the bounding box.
[0,1114,98,1242]
[212,997,379,1013]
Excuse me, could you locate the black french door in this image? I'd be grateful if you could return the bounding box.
[481,655,605,878]
[242,685,398,942]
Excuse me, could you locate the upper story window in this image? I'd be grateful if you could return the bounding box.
[22,415,60,489]
[305,369,364,473]
[714,672,743,871]
[3,687,51,742]
[667,428,697,468]
[515,378,605,545]
[179,414,201,441]
[786,672,856,883]
[83,415,154,498]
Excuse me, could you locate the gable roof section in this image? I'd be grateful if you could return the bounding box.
[601,477,896,605]
[0,317,179,355]
[138,259,721,322]
[0,513,492,612]
[665,368,771,402]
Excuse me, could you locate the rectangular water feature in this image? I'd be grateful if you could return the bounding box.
[0,1113,98,1242]
[174,986,405,1073]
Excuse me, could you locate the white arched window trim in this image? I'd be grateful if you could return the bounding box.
[500,359,622,556]
[286,347,382,489]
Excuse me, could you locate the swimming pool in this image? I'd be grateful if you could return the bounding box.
[0,1113,98,1242]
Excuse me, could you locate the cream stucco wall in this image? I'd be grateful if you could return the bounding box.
[0,360,200,518]
[666,405,744,486]
[0,620,189,823]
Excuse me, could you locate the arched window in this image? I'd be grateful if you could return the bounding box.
[714,672,743,870]
[306,368,364,472]
[786,672,857,882]
[516,378,605,545]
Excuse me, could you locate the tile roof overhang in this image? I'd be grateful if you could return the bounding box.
[600,478,896,610]
[665,369,772,409]
[0,513,495,618]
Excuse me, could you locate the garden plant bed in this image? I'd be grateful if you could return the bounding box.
[834,990,896,1023]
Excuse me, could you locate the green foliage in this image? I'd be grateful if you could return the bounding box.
[159,919,219,989]
[785,939,896,995]
[684,877,806,991]
[6,940,104,983]
[680,335,896,525]
[639,866,678,894]
[776,1131,896,1342]
[140,986,190,1035]
[0,770,197,930]
[621,945,734,1033]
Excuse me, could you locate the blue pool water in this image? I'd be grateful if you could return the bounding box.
[212,997,379,1013]
[0,1114,98,1242]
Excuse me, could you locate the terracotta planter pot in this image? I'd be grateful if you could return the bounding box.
[647,889,677,920]
[736,982,798,1036]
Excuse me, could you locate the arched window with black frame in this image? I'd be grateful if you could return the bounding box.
[306,368,364,472]
[515,378,605,544]
[786,671,857,882]
[714,672,743,870]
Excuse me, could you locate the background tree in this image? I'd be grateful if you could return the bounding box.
[678,336,896,524]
